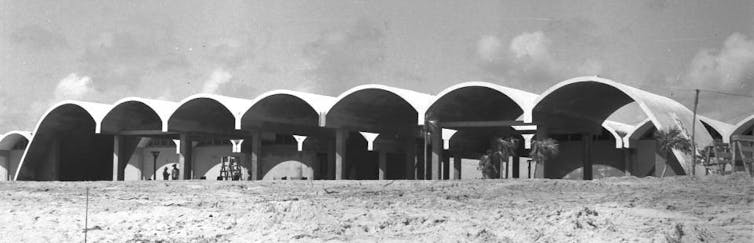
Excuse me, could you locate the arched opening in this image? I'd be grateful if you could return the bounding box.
[426,83,536,180]
[17,103,113,181]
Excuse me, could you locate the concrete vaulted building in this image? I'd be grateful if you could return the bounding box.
[3,76,737,181]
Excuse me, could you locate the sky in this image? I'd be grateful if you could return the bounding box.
[1,0,753,132]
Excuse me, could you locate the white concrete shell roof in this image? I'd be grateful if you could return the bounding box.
[427,81,538,121]
[698,115,734,143]
[528,76,713,173]
[249,90,336,115]
[14,100,112,180]
[170,93,254,130]
[729,114,754,139]
[0,131,31,150]
[325,84,434,125]
[102,97,179,132]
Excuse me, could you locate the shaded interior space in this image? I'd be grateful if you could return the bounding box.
[168,98,236,133]
[699,121,723,141]
[0,133,29,181]
[426,86,524,122]
[17,104,113,181]
[533,82,644,179]
[343,132,409,180]
[327,88,420,180]
[546,127,629,179]
[534,82,634,135]
[327,89,418,133]
[448,127,525,178]
[242,94,320,129]
[100,101,163,133]
[240,133,330,180]
[425,85,532,180]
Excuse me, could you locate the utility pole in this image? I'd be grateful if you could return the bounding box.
[691,89,699,176]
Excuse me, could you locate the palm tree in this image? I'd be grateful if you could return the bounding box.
[529,138,559,178]
[654,128,693,177]
[491,137,520,178]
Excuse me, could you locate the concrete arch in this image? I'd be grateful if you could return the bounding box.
[729,114,754,139]
[14,101,113,180]
[426,81,537,122]
[0,131,31,181]
[601,121,625,149]
[101,97,178,133]
[242,90,336,130]
[324,84,433,131]
[168,94,253,132]
[698,115,734,143]
[625,119,653,148]
[0,131,31,150]
[529,76,712,173]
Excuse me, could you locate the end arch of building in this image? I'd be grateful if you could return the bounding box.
[15,101,112,181]
[0,131,31,181]
[529,76,712,179]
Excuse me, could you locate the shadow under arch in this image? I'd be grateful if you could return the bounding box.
[15,101,113,181]
[168,94,251,133]
[101,98,177,133]
[530,76,712,178]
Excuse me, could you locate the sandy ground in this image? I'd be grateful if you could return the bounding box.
[0,175,752,242]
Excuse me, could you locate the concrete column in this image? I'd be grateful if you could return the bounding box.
[250,131,261,180]
[442,152,450,180]
[623,148,632,176]
[430,125,442,180]
[404,138,416,180]
[335,129,348,180]
[583,133,593,180]
[453,155,461,180]
[0,150,9,181]
[512,154,520,178]
[112,135,128,181]
[179,133,192,180]
[378,151,387,180]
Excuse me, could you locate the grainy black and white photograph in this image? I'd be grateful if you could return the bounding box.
[1,0,753,242]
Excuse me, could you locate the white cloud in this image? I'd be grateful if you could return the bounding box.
[201,68,232,94]
[509,31,552,62]
[54,73,95,100]
[477,35,502,62]
[687,33,754,92]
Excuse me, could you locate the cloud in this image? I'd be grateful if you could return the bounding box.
[204,38,256,69]
[509,31,552,62]
[475,30,603,91]
[201,69,232,94]
[302,19,387,95]
[686,33,754,93]
[54,73,95,100]
[8,25,69,50]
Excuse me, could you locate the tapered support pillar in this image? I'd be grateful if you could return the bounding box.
[112,135,126,181]
[0,150,9,181]
[453,155,461,180]
[512,154,520,178]
[335,129,348,180]
[250,131,261,180]
[583,133,593,180]
[378,151,387,180]
[430,125,442,180]
[179,133,192,180]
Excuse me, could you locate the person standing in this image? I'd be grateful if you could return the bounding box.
[171,164,180,180]
[162,167,169,180]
